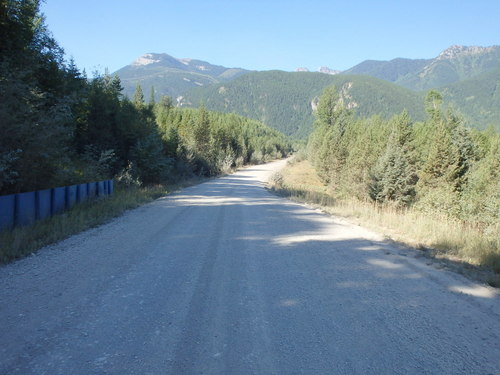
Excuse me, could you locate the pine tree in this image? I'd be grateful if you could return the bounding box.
[316,86,339,127]
[340,116,390,199]
[369,112,417,206]
[0,0,75,193]
[133,83,144,108]
[414,96,473,217]
[308,85,353,186]
[193,105,210,155]
[316,85,352,133]
[160,95,173,109]
[460,135,499,228]
[424,90,443,123]
[149,86,156,106]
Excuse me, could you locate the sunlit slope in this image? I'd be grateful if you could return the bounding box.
[184,71,425,138]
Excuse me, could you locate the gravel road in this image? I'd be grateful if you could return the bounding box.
[1,159,499,374]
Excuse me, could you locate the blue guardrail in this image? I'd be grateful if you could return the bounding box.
[0,180,114,231]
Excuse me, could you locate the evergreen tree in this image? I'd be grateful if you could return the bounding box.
[316,86,339,127]
[149,86,156,106]
[370,112,418,206]
[75,74,122,156]
[460,135,499,229]
[193,105,211,158]
[449,113,477,191]
[0,0,76,193]
[131,132,171,184]
[316,85,352,133]
[308,85,353,186]
[133,83,144,108]
[160,95,173,109]
[424,90,443,123]
[414,93,475,217]
[340,116,390,199]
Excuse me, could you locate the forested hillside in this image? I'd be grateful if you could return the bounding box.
[184,71,425,138]
[184,67,500,137]
[0,1,290,196]
[440,66,500,130]
[342,58,431,83]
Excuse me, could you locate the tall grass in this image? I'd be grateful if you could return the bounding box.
[326,199,499,271]
[271,159,500,281]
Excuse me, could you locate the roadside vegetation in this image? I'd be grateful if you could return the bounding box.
[270,84,499,285]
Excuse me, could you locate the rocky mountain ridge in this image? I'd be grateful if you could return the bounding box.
[115,45,500,98]
[128,52,247,76]
[295,66,341,75]
[343,45,500,90]
[115,53,249,99]
[437,45,498,60]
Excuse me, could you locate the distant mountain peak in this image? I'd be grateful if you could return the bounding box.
[437,45,498,60]
[132,53,162,66]
[115,53,250,100]
[127,53,238,74]
[295,67,340,74]
[343,44,500,91]
[318,66,341,75]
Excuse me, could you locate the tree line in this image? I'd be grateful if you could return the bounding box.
[0,0,290,195]
[308,86,499,233]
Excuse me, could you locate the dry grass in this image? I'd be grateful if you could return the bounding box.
[0,176,205,264]
[271,159,500,285]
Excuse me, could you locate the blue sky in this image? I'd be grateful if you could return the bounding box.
[41,0,500,74]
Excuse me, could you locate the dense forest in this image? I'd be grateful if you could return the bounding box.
[0,0,290,196]
[308,86,499,234]
[184,71,426,138]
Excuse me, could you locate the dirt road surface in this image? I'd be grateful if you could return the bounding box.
[1,160,499,374]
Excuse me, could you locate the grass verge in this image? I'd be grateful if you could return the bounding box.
[271,159,500,287]
[0,177,205,264]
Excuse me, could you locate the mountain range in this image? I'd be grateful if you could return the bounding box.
[343,45,500,91]
[115,53,249,101]
[114,45,500,137]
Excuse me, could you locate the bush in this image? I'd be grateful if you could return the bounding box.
[269,171,284,188]
[250,151,264,164]
[132,133,173,184]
